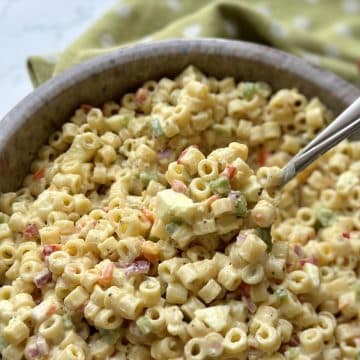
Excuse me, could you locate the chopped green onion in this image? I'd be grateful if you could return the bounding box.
[62,314,74,330]
[243,83,256,100]
[210,176,231,196]
[139,172,157,187]
[99,328,121,345]
[275,288,287,299]
[257,227,272,252]
[136,316,152,335]
[151,118,164,137]
[316,207,335,227]
[235,195,247,217]
[212,124,232,136]
[166,220,182,235]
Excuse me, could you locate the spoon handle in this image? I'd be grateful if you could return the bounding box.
[282,117,360,184]
[292,97,360,162]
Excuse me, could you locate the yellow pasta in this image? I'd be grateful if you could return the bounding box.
[0,66,359,359]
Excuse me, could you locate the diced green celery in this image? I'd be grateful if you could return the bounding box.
[151,118,164,137]
[316,207,335,227]
[166,220,182,235]
[210,176,231,196]
[139,172,157,187]
[235,195,247,217]
[136,316,152,335]
[212,124,232,136]
[99,328,121,344]
[243,83,256,100]
[257,227,272,252]
[274,288,287,299]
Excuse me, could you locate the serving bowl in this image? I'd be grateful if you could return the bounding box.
[0,39,359,193]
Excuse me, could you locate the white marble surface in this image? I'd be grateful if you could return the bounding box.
[0,0,116,120]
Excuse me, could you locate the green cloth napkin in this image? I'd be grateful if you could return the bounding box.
[27,0,360,87]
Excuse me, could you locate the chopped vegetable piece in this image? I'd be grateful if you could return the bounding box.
[243,296,257,314]
[33,301,57,323]
[32,168,45,181]
[136,316,152,335]
[316,207,335,227]
[34,269,52,289]
[98,262,114,287]
[212,124,232,136]
[238,282,250,297]
[141,208,155,224]
[28,336,48,360]
[257,227,272,252]
[236,234,247,244]
[171,180,187,193]
[258,148,268,167]
[42,244,61,258]
[139,171,157,187]
[223,165,236,180]
[288,334,300,347]
[166,221,181,235]
[151,118,164,137]
[141,241,160,263]
[80,104,93,113]
[158,148,172,159]
[293,245,303,258]
[210,176,231,196]
[135,88,149,104]
[243,83,256,100]
[124,260,150,276]
[100,328,121,344]
[299,256,319,266]
[23,223,39,239]
[275,288,288,299]
[228,191,247,217]
[206,194,220,207]
[342,231,351,239]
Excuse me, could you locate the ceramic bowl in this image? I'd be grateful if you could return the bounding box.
[1,39,359,192]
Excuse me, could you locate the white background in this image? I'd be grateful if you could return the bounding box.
[0,0,116,120]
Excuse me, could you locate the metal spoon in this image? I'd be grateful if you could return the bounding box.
[281,97,360,184]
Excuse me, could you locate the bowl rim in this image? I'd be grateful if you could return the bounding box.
[1,38,359,145]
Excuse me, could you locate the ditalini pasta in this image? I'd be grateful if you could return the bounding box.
[0,66,359,360]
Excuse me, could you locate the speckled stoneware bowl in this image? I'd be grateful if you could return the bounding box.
[1,39,359,193]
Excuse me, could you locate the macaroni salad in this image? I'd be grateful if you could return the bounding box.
[0,66,359,360]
